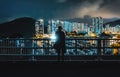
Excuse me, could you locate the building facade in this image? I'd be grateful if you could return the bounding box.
[92,17,103,34]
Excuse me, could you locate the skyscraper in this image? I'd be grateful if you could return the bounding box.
[35,19,44,37]
[47,20,52,34]
[92,17,103,34]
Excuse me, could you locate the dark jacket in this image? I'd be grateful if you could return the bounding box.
[55,30,65,48]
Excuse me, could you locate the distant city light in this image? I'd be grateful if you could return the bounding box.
[43,34,49,38]
[39,19,44,22]
[89,32,97,37]
[61,21,64,24]
[56,20,59,23]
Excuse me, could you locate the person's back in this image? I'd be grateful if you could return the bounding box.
[55,30,65,46]
[55,26,66,61]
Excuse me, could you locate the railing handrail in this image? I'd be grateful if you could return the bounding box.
[0,38,120,40]
[0,37,120,61]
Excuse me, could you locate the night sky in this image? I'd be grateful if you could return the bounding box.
[0,0,120,23]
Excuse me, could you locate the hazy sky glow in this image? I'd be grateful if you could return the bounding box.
[76,0,120,18]
[0,0,120,23]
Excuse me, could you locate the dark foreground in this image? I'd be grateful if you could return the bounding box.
[0,61,120,77]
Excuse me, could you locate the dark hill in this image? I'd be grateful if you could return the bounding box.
[104,19,120,27]
[0,17,36,38]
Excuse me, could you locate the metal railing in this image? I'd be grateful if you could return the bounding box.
[0,38,120,61]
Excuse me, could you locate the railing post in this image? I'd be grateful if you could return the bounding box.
[97,38,102,61]
[32,39,35,61]
[48,39,50,55]
[43,39,45,55]
[75,39,77,55]
[103,39,105,55]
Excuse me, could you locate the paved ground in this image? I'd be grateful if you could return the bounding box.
[0,61,120,77]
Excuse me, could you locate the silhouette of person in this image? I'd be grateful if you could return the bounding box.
[55,26,66,61]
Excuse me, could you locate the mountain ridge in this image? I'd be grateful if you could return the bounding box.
[104,19,120,27]
[0,17,36,38]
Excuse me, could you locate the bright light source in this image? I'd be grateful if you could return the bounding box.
[50,34,56,39]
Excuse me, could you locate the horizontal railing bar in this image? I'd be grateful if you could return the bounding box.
[0,54,57,56]
[0,60,120,62]
[0,54,119,56]
[0,38,120,40]
[0,47,120,49]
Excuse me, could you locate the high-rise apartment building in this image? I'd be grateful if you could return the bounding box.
[35,19,44,37]
[92,17,103,34]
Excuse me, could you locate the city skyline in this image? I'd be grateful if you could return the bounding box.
[1,0,120,23]
[35,17,120,37]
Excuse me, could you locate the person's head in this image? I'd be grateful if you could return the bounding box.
[58,26,62,31]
